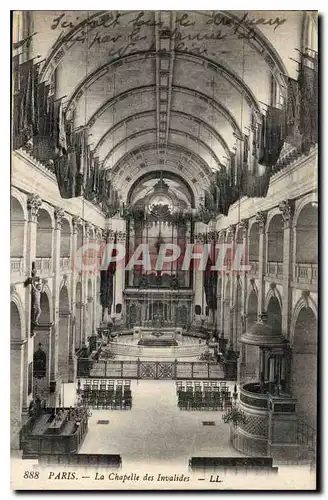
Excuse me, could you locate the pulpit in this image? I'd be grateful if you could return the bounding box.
[230,314,299,460]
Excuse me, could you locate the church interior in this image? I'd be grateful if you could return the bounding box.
[11,10,318,478]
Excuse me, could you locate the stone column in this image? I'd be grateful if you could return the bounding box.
[115,230,126,322]
[128,220,135,287]
[58,310,71,382]
[82,222,91,341]
[33,323,53,405]
[10,338,27,449]
[227,225,236,346]
[50,208,64,390]
[193,222,206,325]
[218,231,226,336]
[256,211,267,315]
[72,216,81,350]
[236,220,248,381]
[103,228,116,319]
[24,195,42,414]
[279,200,295,338]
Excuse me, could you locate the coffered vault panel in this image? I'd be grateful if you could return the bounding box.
[110,144,212,180]
[172,58,254,130]
[95,114,157,158]
[72,57,156,127]
[88,90,157,147]
[96,110,228,165]
[110,146,212,201]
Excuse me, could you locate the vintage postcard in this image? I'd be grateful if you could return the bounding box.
[10,9,318,491]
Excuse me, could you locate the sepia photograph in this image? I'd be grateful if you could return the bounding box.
[10,9,318,491]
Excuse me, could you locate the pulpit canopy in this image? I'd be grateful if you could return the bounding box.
[239,313,288,347]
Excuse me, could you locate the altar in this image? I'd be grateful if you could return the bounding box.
[136,327,178,347]
[124,288,194,329]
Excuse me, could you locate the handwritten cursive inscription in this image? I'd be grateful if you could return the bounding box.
[49,11,288,61]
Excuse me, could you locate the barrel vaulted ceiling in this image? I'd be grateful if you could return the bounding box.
[30,10,306,201]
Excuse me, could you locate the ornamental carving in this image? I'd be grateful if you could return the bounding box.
[238,219,248,238]
[54,207,65,229]
[255,211,267,230]
[207,230,220,242]
[103,229,116,243]
[195,232,207,243]
[84,223,93,239]
[227,224,236,237]
[279,199,295,227]
[72,216,82,233]
[117,231,126,242]
[27,195,42,222]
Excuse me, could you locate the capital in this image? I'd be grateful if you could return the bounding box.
[103,228,116,243]
[72,216,82,233]
[208,230,220,242]
[195,232,207,243]
[84,223,93,239]
[238,219,248,238]
[227,224,236,237]
[255,211,267,230]
[279,199,295,227]
[27,194,42,222]
[54,207,65,229]
[95,227,103,241]
[116,231,126,242]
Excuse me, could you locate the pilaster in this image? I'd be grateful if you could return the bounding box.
[279,199,295,338]
[256,211,267,314]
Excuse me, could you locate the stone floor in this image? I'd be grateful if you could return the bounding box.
[11,380,317,490]
[78,380,242,467]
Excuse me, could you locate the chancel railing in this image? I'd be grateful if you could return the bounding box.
[77,359,229,380]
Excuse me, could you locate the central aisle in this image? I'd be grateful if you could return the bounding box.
[78,380,243,467]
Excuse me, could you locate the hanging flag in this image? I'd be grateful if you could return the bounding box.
[32,63,39,136]
[284,77,302,147]
[259,106,285,167]
[241,115,272,198]
[243,134,249,167]
[17,59,35,145]
[53,99,67,154]
[12,32,37,51]
[203,254,218,313]
[241,162,272,198]
[299,62,318,152]
[12,55,20,92]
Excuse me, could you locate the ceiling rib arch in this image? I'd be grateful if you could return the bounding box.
[114,163,206,206]
[111,142,213,175]
[87,84,242,138]
[65,51,261,121]
[126,170,196,208]
[95,109,231,158]
[102,128,222,170]
[110,142,213,185]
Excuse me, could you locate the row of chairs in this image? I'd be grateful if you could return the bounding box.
[78,379,131,392]
[78,388,132,410]
[176,381,230,394]
[177,391,233,411]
